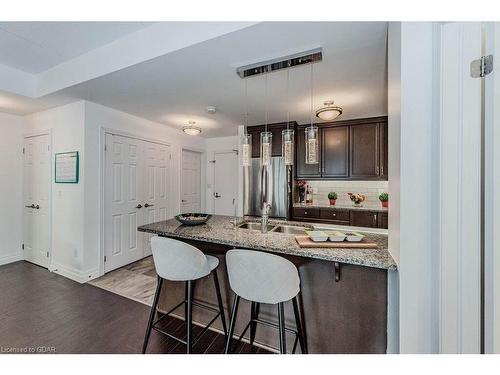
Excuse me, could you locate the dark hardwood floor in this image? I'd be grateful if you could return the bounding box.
[0,261,271,354]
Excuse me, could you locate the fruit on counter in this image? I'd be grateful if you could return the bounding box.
[347,192,366,204]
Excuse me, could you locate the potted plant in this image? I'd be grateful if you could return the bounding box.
[379,192,389,208]
[328,192,338,206]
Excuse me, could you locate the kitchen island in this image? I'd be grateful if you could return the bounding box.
[138,215,396,353]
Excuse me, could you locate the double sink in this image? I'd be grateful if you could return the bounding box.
[237,222,312,235]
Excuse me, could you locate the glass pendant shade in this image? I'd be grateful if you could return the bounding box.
[305,126,319,164]
[282,129,294,166]
[260,131,272,167]
[241,133,252,167]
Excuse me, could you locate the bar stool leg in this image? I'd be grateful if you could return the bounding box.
[186,280,194,354]
[212,269,228,337]
[292,297,306,354]
[224,295,240,354]
[277,302,287,354]
[249,302,260,345]
[142,276,163,354]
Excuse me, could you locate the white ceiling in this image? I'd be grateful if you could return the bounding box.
[0,22,388,138]
[0,22,153,73]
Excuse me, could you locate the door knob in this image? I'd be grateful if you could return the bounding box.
[214,193,221,198]
[35,205,40,210]
[144,203,154,208]
[136,204,143,209]
[181,200,187,203]
[25,204,35,209]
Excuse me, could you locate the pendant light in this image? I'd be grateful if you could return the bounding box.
[282,66,294,166]
[260,70,272,167]
[305,63,319,164]
[241,79,252,167]
[316,100,343,121]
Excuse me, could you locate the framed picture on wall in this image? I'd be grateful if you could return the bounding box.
[55,151,79,183]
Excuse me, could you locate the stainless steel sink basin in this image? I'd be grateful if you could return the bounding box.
[237,222,275,231]
[270,225,311,235]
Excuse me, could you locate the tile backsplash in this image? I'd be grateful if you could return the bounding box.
[296,180,389,208]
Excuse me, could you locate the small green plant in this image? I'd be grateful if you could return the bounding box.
[379,192,389,202]
[328,192,338,200]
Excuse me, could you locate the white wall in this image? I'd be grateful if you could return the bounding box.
[0,112,24,265]
[19,100,207,281]
[84,101,206,278]
[24,101,86,280]
[204,136,239,214]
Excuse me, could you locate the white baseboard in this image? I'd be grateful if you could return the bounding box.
[49,262,100,283]
[0,252,23,266]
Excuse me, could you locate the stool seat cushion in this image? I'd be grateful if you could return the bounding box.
[226,249,300,304]
[206,255,219,271]
[151,236,218,281]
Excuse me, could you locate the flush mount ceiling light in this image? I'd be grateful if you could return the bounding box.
[315,100,343,121]
[183,121,201,135]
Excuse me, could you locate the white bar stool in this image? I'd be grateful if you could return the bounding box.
[142,236,227,354]
[224,249,306,354]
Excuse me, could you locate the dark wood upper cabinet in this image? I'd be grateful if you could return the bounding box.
[322,125,349,178]
[350,122,380,179]
[295,125,321,178]
[247,122,297,158]
[379,121,388,179]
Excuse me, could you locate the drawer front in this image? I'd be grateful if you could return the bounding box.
[292,207,320,219]
[319,208,350,221]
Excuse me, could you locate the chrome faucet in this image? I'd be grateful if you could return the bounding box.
[261,202,271,233]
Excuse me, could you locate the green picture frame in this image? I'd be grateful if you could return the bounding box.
[55,151,79,183]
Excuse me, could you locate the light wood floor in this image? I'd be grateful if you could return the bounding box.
[89,256,157,306]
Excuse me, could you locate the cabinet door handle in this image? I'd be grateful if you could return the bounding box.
[136,204,143,209]
[144,203,154,208]
[373,213,377,225]
[376,166,380,175]
[332,213,336,217]
[381,166,384,175]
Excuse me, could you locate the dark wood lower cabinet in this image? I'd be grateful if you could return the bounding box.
[157,239,388,354]
[292,207,388,229]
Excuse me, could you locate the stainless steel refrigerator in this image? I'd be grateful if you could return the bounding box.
[243,157,290,218]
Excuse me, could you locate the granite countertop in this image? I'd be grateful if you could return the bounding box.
[138,215,396,270]
[293,203,388,212]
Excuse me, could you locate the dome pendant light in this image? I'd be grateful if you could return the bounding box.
[316,100,343,121]
[282,67,294,166]
[305,63,319,165]
[183,121,201,135]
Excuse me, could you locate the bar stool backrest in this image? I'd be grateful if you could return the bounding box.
[226,249,300,304]
[151,236,211,281]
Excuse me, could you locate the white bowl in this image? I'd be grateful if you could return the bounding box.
[344,231,365,242]
[326,231,346,242]
[306,231,329,242]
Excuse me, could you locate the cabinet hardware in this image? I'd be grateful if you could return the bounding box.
[376,166,380,175]
[332,213,336,217]
[381,166,384,175]
[25,204,35,209]
[334,262,341,282]
[144,203,154,208]
[35,205,40,210]
[136,204,143,209]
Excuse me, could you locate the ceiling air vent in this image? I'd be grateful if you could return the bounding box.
[236,48,323,78]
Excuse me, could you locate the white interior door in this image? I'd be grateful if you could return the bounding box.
[213,151,238,216]
[104,134,144,272]
[181,149,201,213]
[142,141,170,257]
[23,134,51,268]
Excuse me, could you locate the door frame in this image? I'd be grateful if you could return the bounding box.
[211,149,238,215]
[99,127,171,276]
[180,147,205,214]
[22,129,53,269]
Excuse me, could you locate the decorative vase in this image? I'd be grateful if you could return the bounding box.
[298,188,305,204]
[329,199,336,206]
[381,201,389,208]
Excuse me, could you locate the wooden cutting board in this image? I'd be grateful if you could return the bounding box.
[295,235,379,249]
